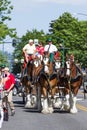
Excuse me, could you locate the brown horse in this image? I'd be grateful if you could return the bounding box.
[62,59,83,113]
[37,56,62,114]
[21,58,43,108]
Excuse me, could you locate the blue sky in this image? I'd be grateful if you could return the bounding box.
[7,0,87,37]
[0,0,87,54]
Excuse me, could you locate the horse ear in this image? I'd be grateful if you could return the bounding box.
[70,54,74,61]
[66,53,69,60]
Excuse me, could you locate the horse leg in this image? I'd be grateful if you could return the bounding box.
[52,87,62,108]
[63,93,70,111]
[70,86,79,113]
[41,87,50,114]
[24,87,32,108]
[30,86,37,107]
[70,95,78,114]
[70,80,82,114]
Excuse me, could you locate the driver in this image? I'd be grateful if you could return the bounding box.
[22,39,36,64]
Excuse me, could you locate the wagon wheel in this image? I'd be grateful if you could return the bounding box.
[3,91,9,121]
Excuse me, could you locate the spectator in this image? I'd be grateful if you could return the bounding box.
[2,67,15,116]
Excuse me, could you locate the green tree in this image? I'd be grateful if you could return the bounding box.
[0,0,16,40]
[0,51,8,67]
[49,12,87,67]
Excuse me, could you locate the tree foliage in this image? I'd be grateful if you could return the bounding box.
[0,51,9,67]
[0,0,16,41]
[49,12,87,67]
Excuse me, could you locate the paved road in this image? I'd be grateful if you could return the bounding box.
[1,92,87,130]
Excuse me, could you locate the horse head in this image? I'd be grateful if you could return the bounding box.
[65,60,71,77]
[54,59,62,73]
[43,55,50,74]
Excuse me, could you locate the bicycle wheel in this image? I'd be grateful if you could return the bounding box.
[3,93,9,121]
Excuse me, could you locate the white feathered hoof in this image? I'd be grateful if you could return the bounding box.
[64,104,70,111]
[41,108,50,114]
[48,107,54,113]
[25,101,32,108]
[70,107,78,114]
[54,101,62,108]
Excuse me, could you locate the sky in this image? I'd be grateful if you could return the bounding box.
[0,0,87,54]
[8,0,87,37]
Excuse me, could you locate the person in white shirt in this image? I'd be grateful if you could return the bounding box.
[44,38,58,74]
[44,37,58,62]
[22,39,36,63]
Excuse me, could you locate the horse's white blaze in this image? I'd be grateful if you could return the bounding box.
[44,66,49,73]
[43,57,49,73]
[43,57,49,64]
[55,61,61,69]
[34,59,41,67]
[66,61,70,76]
[34,61,39,67]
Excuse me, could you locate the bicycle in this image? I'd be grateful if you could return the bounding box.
[3,90,9,121]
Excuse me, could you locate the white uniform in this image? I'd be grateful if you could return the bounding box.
[23,44,36,54]
[44,44,57,53]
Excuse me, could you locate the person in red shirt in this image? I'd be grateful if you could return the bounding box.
[36,41,44,55]
[35,41,44,60]
[3,67,15,116]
